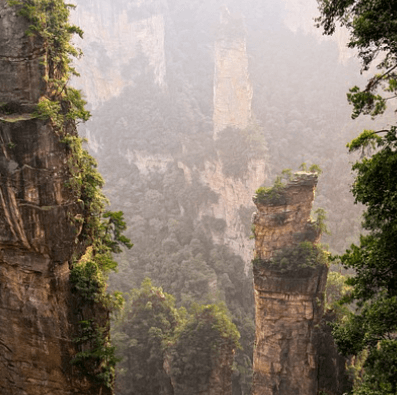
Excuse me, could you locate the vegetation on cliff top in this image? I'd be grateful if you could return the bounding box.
[317,0,397,393]
[253,166,330,271]
[254,164,320,205]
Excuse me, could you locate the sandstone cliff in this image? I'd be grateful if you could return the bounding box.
[251,173,353,394]
[252,173,328,394]
[0,1,112,393]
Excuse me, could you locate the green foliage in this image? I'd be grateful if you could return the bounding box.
[313,208,331,235]
[308,163,323,174]
[346,129,383,153]
[113,279,240,395]
[70,247,106,302]
[101,211,134,254]
[8,0,83,93]
[8,0,90,128]
[299,162,307,171]
[253,242,329,271]
[325,271,353,313]
[281,168,293,180]
[169,302,240,393]
[72,319,119,389]
[317,2,397,392]
[255,166,322,205]
[353,340,397,394]
[347,86,386,119]
[254,174,287,204]
[113,279,186,394]
[300,162,322,174]
[316,0,397,119]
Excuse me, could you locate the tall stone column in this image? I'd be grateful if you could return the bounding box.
[252,173,328,395]
[0,2,110,394]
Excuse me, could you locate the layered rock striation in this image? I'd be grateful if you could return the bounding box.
[0,1,110,394]
[252,173,328,395]
[0,117,84,395]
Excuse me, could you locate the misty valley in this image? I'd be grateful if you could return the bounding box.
[0,0,396,394]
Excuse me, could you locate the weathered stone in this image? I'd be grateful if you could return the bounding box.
[0,1,46,108]
[252,173,328,395]
[0,2,110,394]
[0,117,94,395]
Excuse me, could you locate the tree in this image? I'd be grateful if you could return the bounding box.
[112,279,240,395]
[316,0,397,119]
[317,1,397,393]
[114,278,179,395]
[169,303,240,394]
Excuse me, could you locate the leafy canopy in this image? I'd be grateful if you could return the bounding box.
[113,279,240,395]
[317,0,397,393]
[316,0,397,120]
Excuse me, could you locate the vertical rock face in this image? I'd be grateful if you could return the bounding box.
[71,0,167,109]
[213,8,253,138]
[0,119,82,395]
[206,346,235,395]
[0,2,108,394]
[199,8,264,271]
[252,174,328,395]
[0,2,46,106]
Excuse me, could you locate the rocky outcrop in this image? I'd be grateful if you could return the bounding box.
[71,0,167,109]
[252,173,328,395]
[198,8,264,271]
[0,2,110,394]
[0,2,46,107]
[213,8,252,137]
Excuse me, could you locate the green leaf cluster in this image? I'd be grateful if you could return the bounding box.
[253,242,329,272]
[324,271,353,313]
[72,319,120,389]
[8,0,84,94]
[254,165,321,205]
[113,279,240,395]
[313,207,331,235]
[316,0,397,120]
[317,1,397,393]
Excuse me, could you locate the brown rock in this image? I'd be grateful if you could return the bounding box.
[0,1,46,108]
[0,2,111,394]
[252,173,328,395]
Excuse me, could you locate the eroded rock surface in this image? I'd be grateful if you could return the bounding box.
[0,2,109,394]
[252,174,328,395]
[0,1,46,107]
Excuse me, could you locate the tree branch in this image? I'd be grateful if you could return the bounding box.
[365,64,397,91]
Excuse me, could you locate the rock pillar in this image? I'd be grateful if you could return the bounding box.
[252,173,328,395]
[0,1,110,394]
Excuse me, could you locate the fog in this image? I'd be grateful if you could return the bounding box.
[68,0,378,392]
